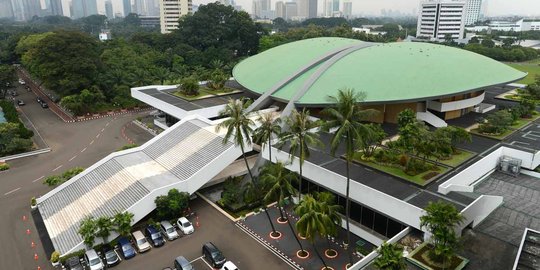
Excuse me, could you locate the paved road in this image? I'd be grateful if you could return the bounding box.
[113,199,291,270]
[0,84,154,270]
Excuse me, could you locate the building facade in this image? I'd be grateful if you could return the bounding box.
[464,0,481,25]
[343,1,352,19]
[71,0,97,18]
[123,0,131,16]
[49,0,63,16]
[105,0,113,18]
[275,1,285,19]
[0,0,14,18]
[417,0,467,40]
[159,0,191,34]
[284,1,297,20]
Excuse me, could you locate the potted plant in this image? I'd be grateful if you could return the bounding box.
[50,251,60,267]
[31,197,37,210]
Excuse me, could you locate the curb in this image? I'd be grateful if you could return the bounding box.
[0,148,51,162]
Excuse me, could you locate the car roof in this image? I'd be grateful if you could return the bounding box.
[203,242,217,250]
[101,244,113,251]
[147,225,158,233]
[223,261,237,269]
[160,220,173,227]
[132,230,145,239]
[85,249,99,259]
[118,237,130,245]
[175,256,190,265]
[178,217,189,223]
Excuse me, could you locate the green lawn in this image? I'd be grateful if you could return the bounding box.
[170,90,210,101]
[436,150,476,167]
[507,61,540,85]
[354,158,448,186]
[470,128,515,140]
[170,87,242,101]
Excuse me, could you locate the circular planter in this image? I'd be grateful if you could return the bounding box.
[51,261,59,267]
[296,250,310,259]
[321,267,335,270]
[344,263,352,269]
[31,204,37,210]
[269,231,282,240]
[325,249,338,259]
[298,233,307,240]
[277,217,288,224]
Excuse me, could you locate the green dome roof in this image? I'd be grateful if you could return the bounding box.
[233,37,526,105]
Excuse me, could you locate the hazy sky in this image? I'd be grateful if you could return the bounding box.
[192,0,540,17]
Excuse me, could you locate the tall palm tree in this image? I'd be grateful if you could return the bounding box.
[253,112,282,162]
[96,216,113,244]
[316,192,343,256]
[216,98,256,181]
[279,108,322,201]
[320,88,375,265]
[295,194,330,270]
[260,162,307,255]
[113,211,134,237]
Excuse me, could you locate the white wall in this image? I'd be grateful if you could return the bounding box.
[427,92,485,112]
[458,195,503,232]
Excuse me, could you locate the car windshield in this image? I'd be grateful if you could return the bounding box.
[151,233,161,240]
[136,238,147,245]
[105,251,117,260]
[182,221,191,227]
[166,227,175,233]
[122,245,132,252]
[89,258,100,266]
[212,251,224,261]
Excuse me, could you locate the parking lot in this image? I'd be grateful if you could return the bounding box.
[96,198,291,270]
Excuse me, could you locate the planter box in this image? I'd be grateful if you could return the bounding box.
[407,243,469,270]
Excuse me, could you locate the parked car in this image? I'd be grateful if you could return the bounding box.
[19,79,25,85]
[145,225,165,247]
[221,261,238,270]
[160,220,179,241]
[16,100,25,106]
[36,96,43,103]
[174,256,194,270]
[132,230,151,253]
[101,244,120,267]
[202,242,226,268]
[10,90,18,96]
[177,217,194,235]
[40,101,48,108]
[118,237,136,259]
[65,256,83,270]
[84,249,105,270]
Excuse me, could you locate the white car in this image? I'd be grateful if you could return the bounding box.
[221,261,238,270]
[18,79,25,85]
[176,217,194,235]
[132,230,152,253]
[84,249,104,270]
[160,220,179,241]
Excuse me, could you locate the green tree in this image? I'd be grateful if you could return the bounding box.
[373,242,407,270]
[253,112,281,162]
[358,124,387,158]
[113,211,134,237]
[0,122,33,156]
[207,69,228,90]
[216,98,256,182]
[154,189,190,220]
[62,167,84,180]
[480,38,495,48]
[96,216,113,243]
[295,194,330,269]
[279,109,322,201]
[78,216,97,247]
[479,110,514,134]
[180,76,200,96]
[320,88,375,265]
[43,175,63,186]
[420,201,464,267]
[316,192,342,256]
[0,64,16,99]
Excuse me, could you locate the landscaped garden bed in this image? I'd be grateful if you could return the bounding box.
[407,243,469,270]
[435,149,475,167]
[471,110,540,140]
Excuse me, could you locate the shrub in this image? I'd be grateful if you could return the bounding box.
[154,189,190,220]
[221,176,242,205]
[207,69,228,90]
[31,197,36,206]
[180,77,200,96]
[50,251,60,263]
[118,144,138,150]
[0,162,9,171]
[399,155,408,167]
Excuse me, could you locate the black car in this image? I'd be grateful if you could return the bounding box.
[65,256,84,270]
[202,242,226,268]
[145,225,165,247]
[17,100,25,106]
[40,101,48,108]
[36,96,43,103]
[101,244,121,267]
[10,90,18,96]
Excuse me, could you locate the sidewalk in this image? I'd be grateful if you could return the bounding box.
[238,205,372,270]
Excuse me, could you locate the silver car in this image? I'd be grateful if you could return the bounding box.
[84,249,104,270]
[160,220,179,241]
[132,230,152,253]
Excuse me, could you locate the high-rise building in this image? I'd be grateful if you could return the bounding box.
[135,0,146,14]
[295,0,316,19]
[343,1,351,18]
[323,0,338,17]
[10,0,25,20]
[22,0,42,19]
[159,0,191,34]
[284,1,297,20]
[145,0,159,16]
[252,0,272,19]
[105,0,113,18]
[275,1,285,19]
[49,0,63,15]
[72,0,97,18]
[123,0,131,16]
[464,0,482,25]
[0,0,14,18]
[417,0,466,40]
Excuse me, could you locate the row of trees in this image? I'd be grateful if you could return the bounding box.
[78,212,134,247]
[43,167,84,186]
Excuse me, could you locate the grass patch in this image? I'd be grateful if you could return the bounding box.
[202,86,240,95]
[170,90,211,101]
[507,62,540,85]
[354,158,448,186]
[436,150,476,167]
[169,87,242,101]
[470,128,514,140]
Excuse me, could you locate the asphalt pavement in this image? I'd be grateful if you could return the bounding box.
[0,83,153,270]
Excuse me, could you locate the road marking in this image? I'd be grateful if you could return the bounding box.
[190,256,205,264]
[69,155,77,162]
[101,128,105,132]
[96,134,100,138]
[105,122,110,127]
[198,256,214,269]
[90,140,94,145]
[52,165,63,172]
[4,187,21,196]
[81,147,87,153]
[32,176,45,183]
